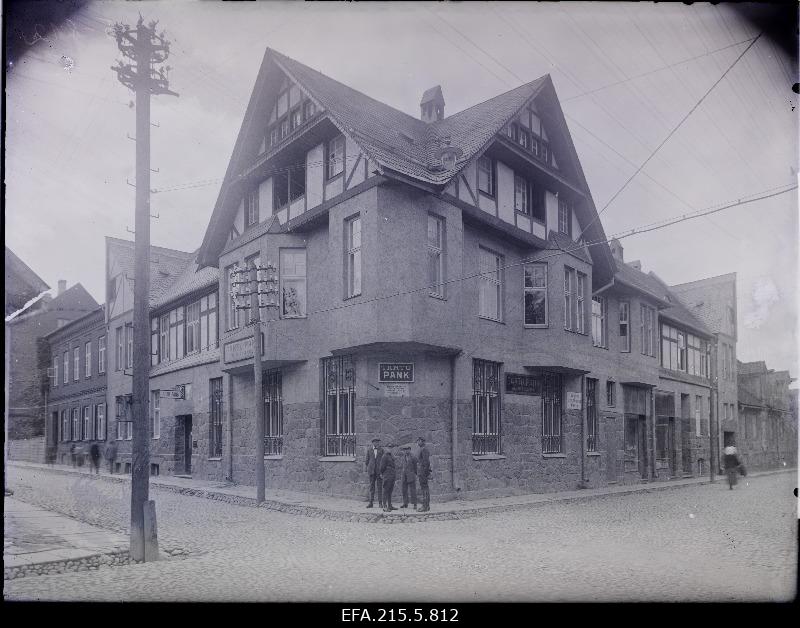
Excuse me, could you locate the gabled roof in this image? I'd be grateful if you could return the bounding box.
[739,360,768,375]
[613,262,673,307]
[151,251,219,311]
[106,237,195,306]
[5,247,50,315]
[646,271,713,335]
[198,49,613,280]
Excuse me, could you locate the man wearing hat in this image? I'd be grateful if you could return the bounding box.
[364,438,384,508]
[416,436,431,512]
[379,444,397,512]
[400,445,418,510]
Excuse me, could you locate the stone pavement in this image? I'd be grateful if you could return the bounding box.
[9,460,796,523]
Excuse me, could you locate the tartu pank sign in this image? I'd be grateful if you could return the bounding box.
[379,363,414,383]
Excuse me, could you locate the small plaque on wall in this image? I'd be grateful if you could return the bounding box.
[384,383,410,397]
[566,392,582,410]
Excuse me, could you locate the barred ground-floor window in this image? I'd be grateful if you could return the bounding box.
[586,378,598,452]
[472,359,502,454]
[542,373,563,454]
[323,355,356,456]
[209,378,223,458]
[264,369,283,455]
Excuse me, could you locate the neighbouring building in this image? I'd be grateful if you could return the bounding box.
[44,306,108,465]
[737,361,798,470]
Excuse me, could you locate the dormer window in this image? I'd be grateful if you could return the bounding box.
[441,152,456,171]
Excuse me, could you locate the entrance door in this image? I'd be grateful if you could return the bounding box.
[723,431,735,447]
[184,415,193,474]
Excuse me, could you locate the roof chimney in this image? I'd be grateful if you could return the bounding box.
[57,279,67,295]
[420,85,445,123]
[628,260,642,271]
[609,238,624,262]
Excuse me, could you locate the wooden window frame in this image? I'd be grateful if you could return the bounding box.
[345,216,362,299]
[280,248,307,318]
[245,186,259,228]
[477,156,495,198]
[478,247,503,322]
[85,341,92,378]
[523,262,547,327]
[98,336,106,374]
[591,295,607,348]
[619,301,631,352]
[428,214,446,299]
[326,135,345,180]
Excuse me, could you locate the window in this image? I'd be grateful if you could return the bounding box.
[587,378,598,452]
[303,100,316,120]
[558,198,572,236]
[74,347,80,381]
[695,395,703,436]
[327,135,345,179]
[607,381,616,407]
[576,272,586,334]
[264,370,283,455]
[564,267,574,331]
[477,156,495,196]
[323,355,356,456]
[345,216,362,299]
[186,303,200,354]
[591,297,607,347]
[518,128,530,150]
[95,404,105,441]
[61,410,69,442]
[506,123,518,141]
[269,127,280,148]
[126,325,133,369]
[542,373,563,454]
[82,406,91,441]
[279,117,290,139]
[478,248,503,321]
[85,341,92,377]
[428,215,446,298]
[72,408,80,442]
[98,336,106,373]
[201,293,218,350]
[150,391,160,439]
[280,249,307,317]
[64,351,69,383]
[619,301,631,352]
[661,324,690,372]
[514,175,530,215]
[686,334,708,377]
[523,263,547,326]
[290,107,302,130]
[210,378,223,458]
[245,187,259,228]
[472,359,502,455]
[116,327,124,371]
[52,357,58,388]
[226,265,240,331]
[640,304,656,357]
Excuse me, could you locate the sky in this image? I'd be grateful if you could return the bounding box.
[5,1,798,375]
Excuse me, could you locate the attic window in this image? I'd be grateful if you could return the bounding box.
[441,152,456,171]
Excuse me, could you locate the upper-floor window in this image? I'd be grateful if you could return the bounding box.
[592,296,607,348]
[98,336,106,374]
[564,267,574,331]
[151,391,160,440]
[606,380,616,406]
[576,272,586,334]
[477,156,495,197]
[290,107,302,131]
[63,351,69,383]
[85,341,91,378]
[126,325,133,370]
[563,267,585,332]
[661,324,686,371]
[640,304,656,357]
[478,247,503,322]
[558,198,572,236]
[619,301,631,352]
[506,123,518,142]
[280,249,307,318]
[52,357,58,388]
[513,175,545,223]
[428,214,445,298]
[73,347,80,381]
[186,303,200,354]
[327,135,345,179]
[523,263,547,326]
[245,187,259,228]
[116,327,124,371]
[303,100,316,120]
[687,333,708,378]
[345,216,362,299]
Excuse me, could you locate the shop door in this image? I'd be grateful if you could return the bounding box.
[184,415,193,474]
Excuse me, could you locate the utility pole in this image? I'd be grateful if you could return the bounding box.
[111,16,177,562]
[231,262,278,503]
[710,341,718,483]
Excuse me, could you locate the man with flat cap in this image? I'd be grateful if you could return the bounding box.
[379,444,397,512]
[400,445,418,510]
[416,436,431,512]
[365,438,384,508]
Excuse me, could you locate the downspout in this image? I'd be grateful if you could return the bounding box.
[450,352,461,496]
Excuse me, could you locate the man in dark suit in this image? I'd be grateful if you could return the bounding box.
[379,445,397,512]
[364,438,384,508]
[416,436,431,512]
[400,445,418,509]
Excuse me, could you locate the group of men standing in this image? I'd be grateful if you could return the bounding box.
[365,437,431,512]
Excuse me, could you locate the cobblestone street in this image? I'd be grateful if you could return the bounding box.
[4,466,797,602]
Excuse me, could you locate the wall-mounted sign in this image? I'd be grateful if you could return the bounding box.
[223,333,265,364]
[384,383,410,398]
[379,363,414,383]
[505,373,542,396]
[566,392,582,410]
[159,385,186,400]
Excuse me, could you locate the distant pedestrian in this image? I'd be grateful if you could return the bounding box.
[105,441,118,474]
[416,437,431,512]
[379,445,397,512]
[400,445,417,510]
[723,445,741,490]
[364,438,384,508]
[89,442,101,475]
[70,443,77,468]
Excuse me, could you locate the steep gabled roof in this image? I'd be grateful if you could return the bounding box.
[151,251,219,311]
[613,262,672,307]
[5,247,50,315]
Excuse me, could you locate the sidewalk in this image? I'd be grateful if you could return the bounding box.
[7,460,795,524]
[4,497,130,579]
